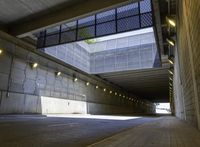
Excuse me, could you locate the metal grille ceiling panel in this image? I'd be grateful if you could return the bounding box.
[36,0,154,49]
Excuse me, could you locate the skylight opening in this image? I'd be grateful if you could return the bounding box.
[85,27,154,43]
[36,0,159,74]
[43,27,160,74]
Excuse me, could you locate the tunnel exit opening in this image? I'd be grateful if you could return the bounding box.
[155,103,171,114]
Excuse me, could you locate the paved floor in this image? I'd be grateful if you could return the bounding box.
[1,115,199,147]
[89,116,200,147]
[0,114,158,147]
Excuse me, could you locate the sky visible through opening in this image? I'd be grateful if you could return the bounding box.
[156,103,171,114]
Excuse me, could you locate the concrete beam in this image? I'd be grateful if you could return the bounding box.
[8,0,136,37]
[152,0,164,58]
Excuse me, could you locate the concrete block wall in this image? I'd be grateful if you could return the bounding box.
[90,43,158,73]
[173,53,185,120]
[0,31,155,115]
[174,0,200,129]
[89,31,160,73]
[45,42,90,73]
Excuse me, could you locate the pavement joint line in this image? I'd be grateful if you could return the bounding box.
[48,123,79,127]
[87,117,163,147]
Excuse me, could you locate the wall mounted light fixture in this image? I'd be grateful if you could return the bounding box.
[166,17,176,27]
[55,71,61,76]
[168,69,174,75]
[168,59,174,65]
[74,77,78,82]
[30,62,38,69]
[166,38,175,46]
[0,49,3,55]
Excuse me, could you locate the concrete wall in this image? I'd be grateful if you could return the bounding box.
[173,0,200,129]
[45,42,90,73]
[90,43,158,73]
[0,31,155,115]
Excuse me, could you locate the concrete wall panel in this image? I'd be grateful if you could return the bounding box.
[0,92,25,114]
[40,96,87,114]
[174,0,200,129]
[24,95,40,113]
[0,31,155,115]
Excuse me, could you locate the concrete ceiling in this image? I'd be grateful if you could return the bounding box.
[0,0,134,37]
[0,0,81,24]
[97,67,169,102]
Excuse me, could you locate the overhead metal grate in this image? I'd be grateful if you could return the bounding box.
[36,0,153,49]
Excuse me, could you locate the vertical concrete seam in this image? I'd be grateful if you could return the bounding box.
[44,65,48,97]
[34,64,39,95]
[23,94,26,114]
[6,52,14,98]
[0,91,2,107]
[24,51,30,94]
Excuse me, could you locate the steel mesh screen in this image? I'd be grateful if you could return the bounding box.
[96,9,115,24]
[141,13,153,27]
[77,26,95,40]
[78,16,95,28]
[96,21,116,36]
[117,3,139,19]
[37,0,153,49]
[45,34,59,46]
[117,16,140,32]
[60,30,76,43]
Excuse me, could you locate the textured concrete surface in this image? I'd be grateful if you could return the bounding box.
[0,30,155,115]
[45,42,90,73]
[0,115,158,147]
[89,116,200,147]
[44,31,159,74]
[173,0,200,129]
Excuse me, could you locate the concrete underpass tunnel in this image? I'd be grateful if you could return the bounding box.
[1,0,200,146]
[0,0,164,115]
[0,0,199,136]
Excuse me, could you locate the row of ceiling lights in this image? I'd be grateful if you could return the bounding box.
[166,16,176,101]
[0,49,153,107]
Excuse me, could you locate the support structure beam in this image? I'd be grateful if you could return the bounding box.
[8,0,136,37]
